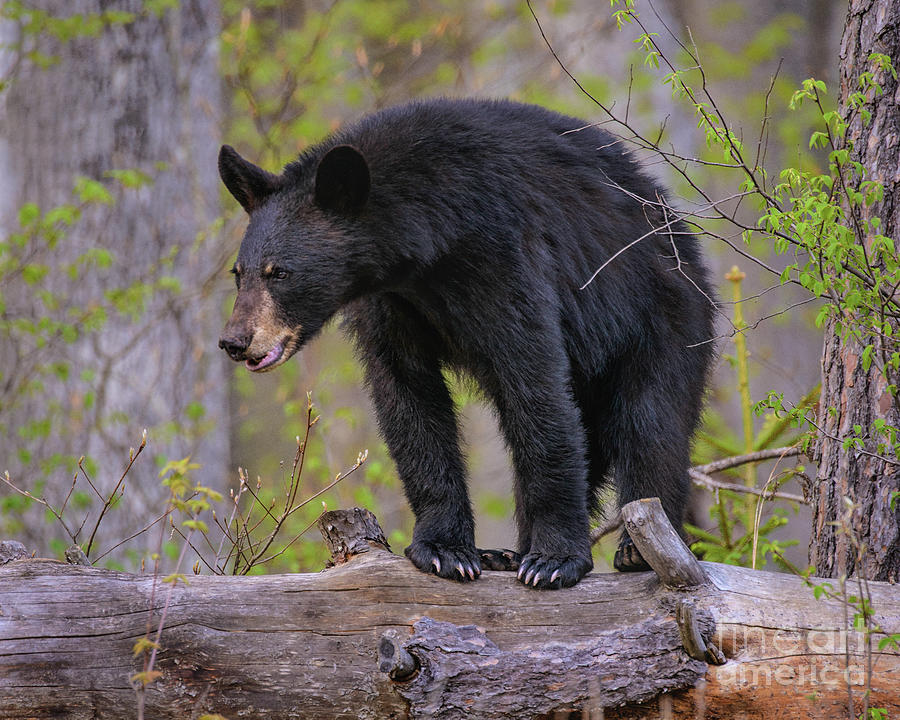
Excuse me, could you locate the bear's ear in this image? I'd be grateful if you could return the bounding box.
[314,145,370,213]
[218,145,281,213]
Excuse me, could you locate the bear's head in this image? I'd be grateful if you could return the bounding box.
[217,144,370,372]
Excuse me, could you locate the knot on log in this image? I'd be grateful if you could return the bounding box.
[317,508,391,566]
[0,540,26,565]
[377,630,419,681]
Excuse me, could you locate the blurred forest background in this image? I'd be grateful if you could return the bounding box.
[0,0,846,574]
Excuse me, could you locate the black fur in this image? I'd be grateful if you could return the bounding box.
[219,98,715,589]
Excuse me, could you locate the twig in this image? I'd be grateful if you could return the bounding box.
[57,471,79,519]
[694,446,803,475]
[252,510,328,566]
[93,509,171,563]
[213,470,249,573]
[238,449,368,574]
[752,447,802,567]
[135,527,195,720]
[1,471,76,542]
[589,446,808,544]
[661,200,734,333]
[84,430,148,558]
[589,512,623,544]
[579,188,755,288]
[690,468,807,504]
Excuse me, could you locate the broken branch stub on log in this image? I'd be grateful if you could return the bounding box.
[317,507,390,564]
[620,497,708,589]
[0,541,26,565]
[1,504,899,719]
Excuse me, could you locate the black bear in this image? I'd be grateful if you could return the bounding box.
[218,98,715,589]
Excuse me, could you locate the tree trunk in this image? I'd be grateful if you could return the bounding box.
[0,1,229,556]
[1,506,898,720]
[812,0,900,581]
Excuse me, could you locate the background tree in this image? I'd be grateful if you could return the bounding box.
[0,0,228,555]
[812,0,900,582]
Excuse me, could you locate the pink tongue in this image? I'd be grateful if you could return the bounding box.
[246,342,283,371]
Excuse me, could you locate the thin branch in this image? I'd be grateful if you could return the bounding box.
[754,59,783,187]
[661,199,735,333]
[238,450,367,575]
[803,412,900,466]
[579,188,755,288]
[590,446,808,544]
[213,471,249,573]
[1,471,76,542]
[589,512,623,544]
[689,469,807,504]
[93,509,172,563]
[252,511,327,567]
[84,430,147,558]
[686,295,820,348]
[694,446,803,475]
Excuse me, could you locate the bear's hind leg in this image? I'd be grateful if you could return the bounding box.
[612,395,693,572]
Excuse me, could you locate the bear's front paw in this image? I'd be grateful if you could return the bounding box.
[613,533,651,572]
[405,540,481,582]
[516,552,592,589]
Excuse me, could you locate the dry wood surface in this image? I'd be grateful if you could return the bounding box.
[0,503,897,719]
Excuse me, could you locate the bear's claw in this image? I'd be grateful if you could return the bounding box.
[405,540,481,582]
[516,552,592,589]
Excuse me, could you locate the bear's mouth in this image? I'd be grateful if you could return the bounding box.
[245,340,286,372]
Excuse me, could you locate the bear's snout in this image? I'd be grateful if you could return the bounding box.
[219,333,251,362]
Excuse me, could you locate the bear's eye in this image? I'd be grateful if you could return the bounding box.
[272,268,289,281]
[230,266,242,289]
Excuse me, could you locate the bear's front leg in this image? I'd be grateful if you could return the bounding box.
[350,303,481,583]
[374,364,482,582]
[388,373,481,581]
[488,346,594,589]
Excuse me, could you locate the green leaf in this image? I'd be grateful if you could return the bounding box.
[157,275,181,293]
[74,176,113,205]
[809,131,828,149]
[22,263,48,284]
[185,401,206,421]
[104,168,153,189]
[144,0,179,16]
[182,519,208,533]
[101,10,136,24]
[43,204,79,227]
[18,202,40,227]
[861,344,874,372]
[131,636,159,656]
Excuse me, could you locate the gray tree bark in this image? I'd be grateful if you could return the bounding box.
[812,0,900,582]
[0,1,229,556]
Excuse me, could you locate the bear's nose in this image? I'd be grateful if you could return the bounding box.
[219,334,251,362]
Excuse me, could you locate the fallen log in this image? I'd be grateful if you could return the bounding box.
[0,501,897,719]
